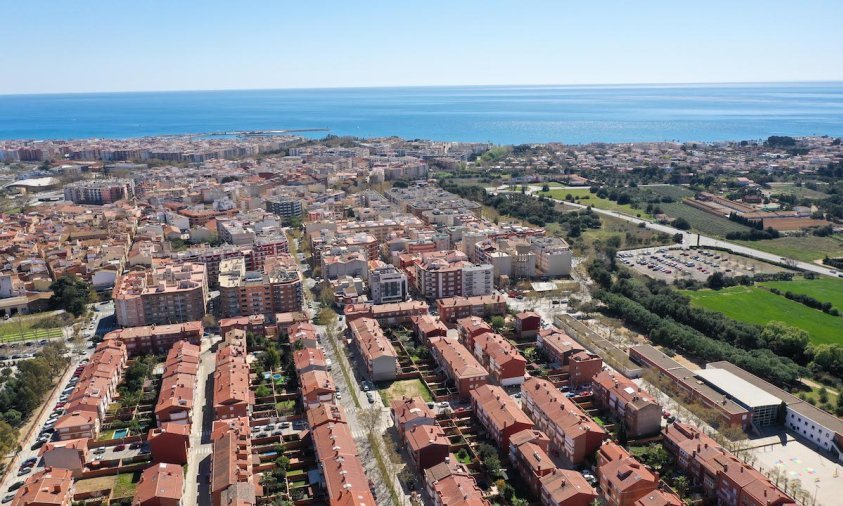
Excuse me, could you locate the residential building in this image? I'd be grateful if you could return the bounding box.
[597,442,659,506]
[288,321,319,349]
[471,384,534,449]
[662,423,794,506]
[307,403,377,506]
[411,314,448,343]
[390,396,437,438]
[218,255,302,318]
[210,417,257,506]
[212,330,252,419]
[530,236,572,277]
[592,370,662,438]
[11,468,74,506]
[132,463,185,506]
[539,468,598,506]
[113,263,208,327]
[154,341,200,426]
[264,196,304,223]
[537,327,603,386]
[515,311,541,339]
[424,461,490,506]
[456,316,492,346]
[103,321,202,356]
[470,332,527,387]
[343,300,429,326]
[369,263,408,304]
[39,439,88,478]
[429,336,488,401]
[147,423,191,465]
[508,429,555,496]
[63,178,134,205]
[299,370,336,408]
[348,317,398,381]
[521,377,608,465]
[406,423,451,470]
[436,294,506,323]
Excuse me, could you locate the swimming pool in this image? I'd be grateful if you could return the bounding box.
[113,428,129,439]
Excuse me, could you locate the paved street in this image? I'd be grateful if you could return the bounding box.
[183,332,218,506]
[291,233,412,505]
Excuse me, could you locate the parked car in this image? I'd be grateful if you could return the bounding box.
[21,457,37,468]
[113,444,126,451]
[2,494,15,503]
[17,468,31,476]
[8,482,23,492]
[366,392,375,403]
[93,447,106,455]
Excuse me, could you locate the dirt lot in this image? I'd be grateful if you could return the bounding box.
[619,246,788,283]
[378,378,433,404]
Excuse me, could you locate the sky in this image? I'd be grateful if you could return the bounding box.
[2,0,842,95]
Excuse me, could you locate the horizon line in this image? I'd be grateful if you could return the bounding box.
[2,79,843,97]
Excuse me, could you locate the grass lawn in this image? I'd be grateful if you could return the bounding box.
[541,188,651,218]
[97,429,116,441]
[766,183,829,200]
[684,286,843,346]
[0,312,67,343]
[73,476,117,494]
[732,235,843,263]
[800,385,839,407]
[378,379,433,404]
[759,277,843,309]
[112,471,141,498]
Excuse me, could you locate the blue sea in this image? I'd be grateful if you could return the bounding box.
[1,83,842,144]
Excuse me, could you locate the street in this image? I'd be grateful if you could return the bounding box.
[183,332,218,506]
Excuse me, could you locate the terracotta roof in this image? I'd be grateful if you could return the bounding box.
[12,468,73,506]
[133,463,184,505]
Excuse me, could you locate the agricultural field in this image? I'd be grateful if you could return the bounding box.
[631,184,695,201]
[759,276,843,309]
[684,285,843,346]
[733,235,843,263]
[541,188,651,217]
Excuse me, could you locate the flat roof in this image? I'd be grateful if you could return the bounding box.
[696,368,781,409]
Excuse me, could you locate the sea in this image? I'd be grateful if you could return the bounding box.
[1,82,842,144]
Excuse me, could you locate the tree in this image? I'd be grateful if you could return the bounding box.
[201,314,217,329]
[475,443,502,478]
[49,275,96,317]
[359,406,381,435]
[672,217,691,230]
[761,321,809,362]
[672,475,690,498]
[255,385,271,398]
[0,420,19,455]
[541,184,550,192]
[633,445,670,473]
[319,283,335,307]
[490,315,505,332]
[38,341,70,381]
[707,272,727,290]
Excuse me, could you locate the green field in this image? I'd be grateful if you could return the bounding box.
[684,286,843,346]
[766,183,829,200]
[541,188,651,217]
[733,235,843,263]
[0,313,66,343]
[633,185,695,201]
[759,277,843,309]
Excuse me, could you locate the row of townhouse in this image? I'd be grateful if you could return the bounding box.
[307,403,377,505]
[508,428,600,506]
[102,321,203,356]
[663,423,795,506]
[592,369,663,438]
[521,377,608,466]
[154,341,200,426]
[54,340,128,441]
[536,326,603,387]
[10,467,74,506]
[597,441,682,506]
[212,329,253,420]
[467,331,527,387]
[210,417,258,506]
[429,336,488,401]
[344,299,429,326]
[348,317,399,381]
[435,294,507,323]
[390,397,449,470]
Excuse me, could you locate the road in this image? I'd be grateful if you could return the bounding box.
[290,232,411,506]
[0,303,106,497]
[183,332,218,506]
[495,187,841,277]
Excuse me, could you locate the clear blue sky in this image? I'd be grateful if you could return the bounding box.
[3,0,842,94]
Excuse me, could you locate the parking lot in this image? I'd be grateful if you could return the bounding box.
[619,247,787,283]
